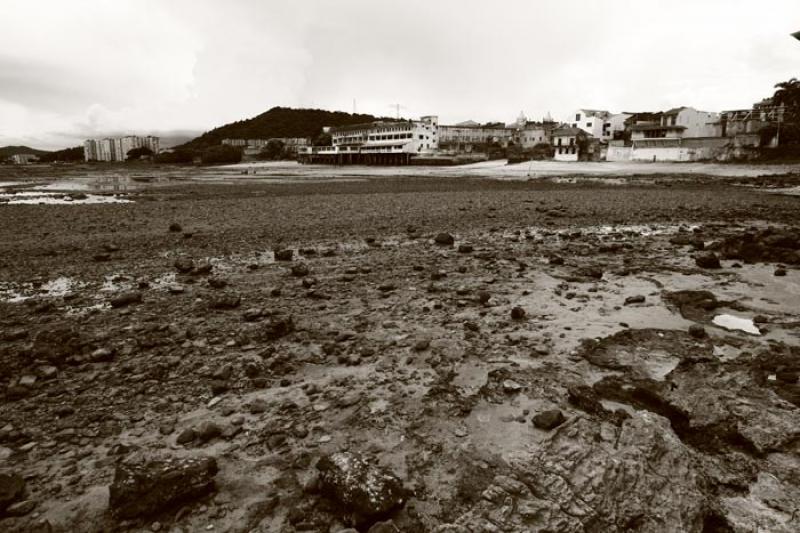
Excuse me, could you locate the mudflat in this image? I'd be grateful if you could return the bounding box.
[0,166,799,532]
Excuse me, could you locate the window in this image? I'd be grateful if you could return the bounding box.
[572,123,577,128]
[419,135,423,140]
[557,138,563,146]
[569,138,574,146]
[586,122,592,128]
[575,114,581,121]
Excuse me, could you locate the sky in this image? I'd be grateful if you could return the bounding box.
[1,0,799,149]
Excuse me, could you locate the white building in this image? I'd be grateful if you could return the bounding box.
[569,109,611,139]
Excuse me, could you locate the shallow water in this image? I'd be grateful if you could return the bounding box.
[713,314,761,335]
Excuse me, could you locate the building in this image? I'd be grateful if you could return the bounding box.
[569,109,611,139]
[9,153,39,165]
[552,127,587,161]
[602,113,632,141]
[299,116,439,164]
[84,136,160,162]
[658,107,721,138]
[438,121,515,152]
[514,120,556,149]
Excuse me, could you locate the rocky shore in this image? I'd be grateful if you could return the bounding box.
[0,173,798,532]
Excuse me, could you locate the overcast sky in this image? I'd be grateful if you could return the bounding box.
[2,0,799,149]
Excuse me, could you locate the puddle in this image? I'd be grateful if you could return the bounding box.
[520,223,699,241]
[0,192,131,205]
[451,361,489,396]
[0,276,84,302]
[712,314,761,335]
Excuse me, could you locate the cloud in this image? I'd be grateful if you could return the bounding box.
[1,0,799,149]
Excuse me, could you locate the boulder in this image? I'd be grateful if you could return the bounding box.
[110,291,143,308]
[109,456,218,519]
[695,252,721,269]
[433,233,455,246]
[317,452,406,525]
[532,409,566,430]
[0,472,25,512]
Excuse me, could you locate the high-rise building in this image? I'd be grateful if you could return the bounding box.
[83,135,160,161]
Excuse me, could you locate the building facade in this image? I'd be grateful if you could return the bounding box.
[569,109,611,139]
[552,127,586,161]
[84,136,160,162]
[438,122,515,152]
[299,116,439,164]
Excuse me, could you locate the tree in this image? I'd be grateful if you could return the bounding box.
[155,149,195,164]
[257,139,286,160]
[126,146,154,161]
[200,145,242,165]
[313,131,332,146]
[768,78,800,146]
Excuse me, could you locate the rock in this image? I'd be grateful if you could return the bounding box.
[242,307,263,322]
[367,520,400,533]
[317,452,406,524]
[93,252,111,262]
[274,249,293,261]
[176,428,197,445]
[413,339,430,352]
[624,295,645,305]
[532,409,566,430]
[774,267,787,277]
[503,379,523,393]
[174,257,195,273]
[433,233,455,246]
[208,277,228,289]
[510,306,526,320]
[196,421,222,443]
[291,264,310,277]
[109,456,218,519]
[110,291,143,308]
[6,499,36,516]
[209,293,241,309]
[0,472,25,512]
[261,315,294,341]
[695,252,721,269]
[476,291,491,305]
[37,365,58,379]
[168,223,182,232]
[446,415,708,531]
[457,244,474,253]
[688,324,707,339]
[193,261,213,275]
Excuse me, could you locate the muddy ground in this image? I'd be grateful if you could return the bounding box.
[0,169,799,532]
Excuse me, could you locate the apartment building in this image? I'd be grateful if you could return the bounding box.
[84,136,160,162]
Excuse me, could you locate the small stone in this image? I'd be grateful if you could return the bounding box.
[695,252,721,269]
[775,267,787,277]
[503,380,523,393]
[209,294,241,309]
[18,375,37,387]
[291,264,310,277]
[476,291,491,305]
[624,295,645,305]
[0,472,26,512]
[110,291,143,308]
[169,223,182,232]
[458,244,474,253]
[195,421,222,443]
[433,233,455,246]
[174,257,195,273]
[176,428,196,445]
[688,324,707,339]
[274,249,293,261]
[532,409,566,430]
[413,339,430,352]
[6,499,36,516]
[510,306,526,320]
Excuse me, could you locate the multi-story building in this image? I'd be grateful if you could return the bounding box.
[300,116,438,164]
[438,121,515,152]
[514,121,557,149]
[569,109,611,139]
[552,127,587,161]
[84,136,160,162]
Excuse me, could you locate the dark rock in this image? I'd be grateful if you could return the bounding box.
[5,499,36,516]
[476,291,491,305]
[108,456,218,519]
[532,409,566,430]
[510,306,526,320]
[433,233,455,246]
[688,324,707,339]
[261,315,294,341]
[549,256,565,266]
[193,261,213,275]
[695,252,721,269]
[110,291,143,308]
[368,520,400,533]
[33,326,82,365]
[317,452,406,524]
[93,253,112,262]
[176,428,197,445]
[168,223,182,232]
[274,249,294,261]
[291,264,310,277]
[210,293,241,309]
[0,472,25,512]
[624,295,645,305]
[775,267,787,277]
[174,257,195,273]
[457,244,474,253]
[196,421,222,443]
[208,277,228,289]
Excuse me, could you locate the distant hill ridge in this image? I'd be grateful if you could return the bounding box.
[0,145,51,158]
[179,106,401,150]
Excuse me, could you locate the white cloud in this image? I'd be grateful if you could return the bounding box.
[1,0,799,149]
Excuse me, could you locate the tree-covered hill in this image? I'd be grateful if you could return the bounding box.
[179,107,400,150]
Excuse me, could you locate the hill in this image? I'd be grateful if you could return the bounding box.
[179,107,400,150]
[0,145,51,159]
